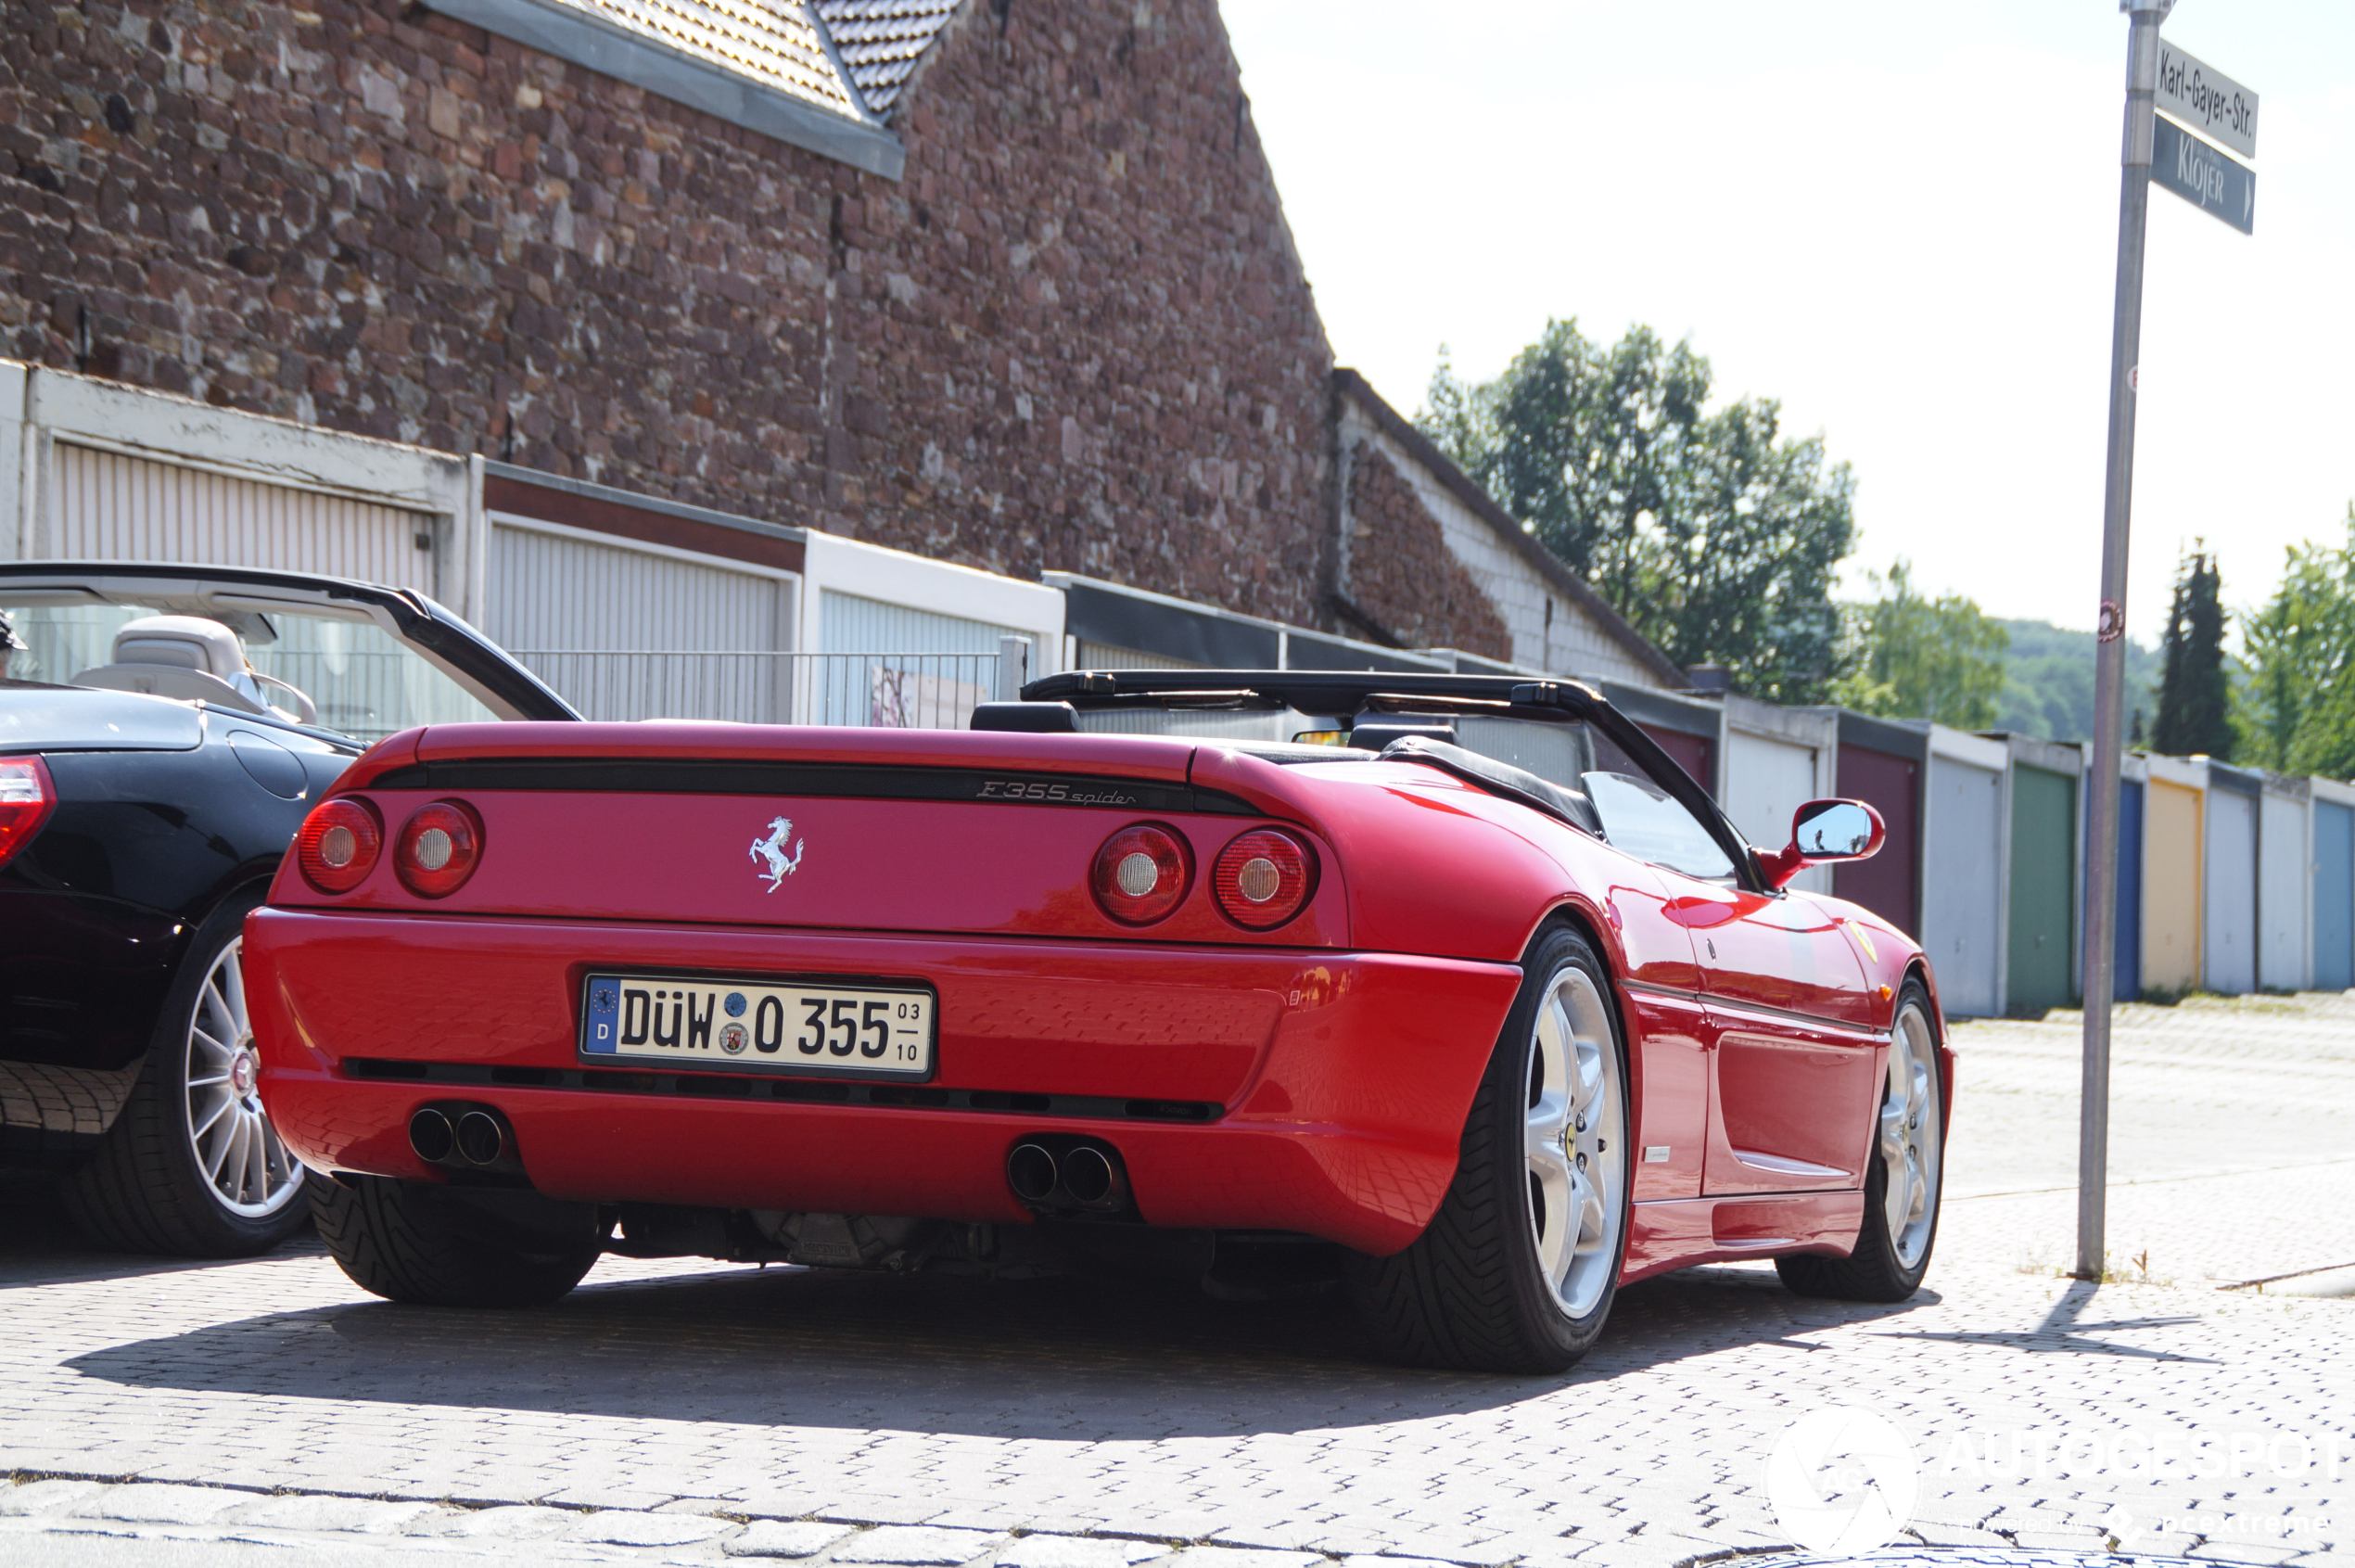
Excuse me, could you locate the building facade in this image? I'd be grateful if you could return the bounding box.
[5,0,1675,681]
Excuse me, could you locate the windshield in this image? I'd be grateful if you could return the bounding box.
[2,601,497,745]
[1583,771,1738,882]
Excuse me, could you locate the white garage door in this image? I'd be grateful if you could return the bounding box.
[2258,792,2309,992]
[1725,730,1827,893]
[487,521,794,722]
[2206,789,2258,995]
[52,442,437,593]
[1923,756,2003,1017]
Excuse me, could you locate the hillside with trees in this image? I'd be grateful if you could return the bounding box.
[1992,618,2162,745]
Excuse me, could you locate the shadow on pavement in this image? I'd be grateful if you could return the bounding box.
[59,1256,1937,1438]
[0,1175,321,1291]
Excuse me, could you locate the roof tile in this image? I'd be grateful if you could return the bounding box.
[566,0,869,118]
[812,0,964,116]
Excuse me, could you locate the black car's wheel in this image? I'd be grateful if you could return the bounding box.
[1352,924,1632,1373]
[312,1174,602,1307]
[62,887,312,1256]
[1776,978,1944,1302]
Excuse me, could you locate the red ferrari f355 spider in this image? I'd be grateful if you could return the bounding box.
[245,670,1951,1372]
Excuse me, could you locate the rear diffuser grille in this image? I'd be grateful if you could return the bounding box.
[342,1058,1222,1123]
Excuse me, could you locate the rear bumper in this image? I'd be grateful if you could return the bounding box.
[244,910,1522,1255]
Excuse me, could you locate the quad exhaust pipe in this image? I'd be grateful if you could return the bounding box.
[1007,1141,1059,1204]
[408,1101,521,1176]
[408,1107,455,1163]
[1005,1136,1129,1215]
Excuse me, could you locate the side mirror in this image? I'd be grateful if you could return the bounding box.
[1758,798,1886,889]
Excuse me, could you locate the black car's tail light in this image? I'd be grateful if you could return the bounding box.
[1212,828,1318,929]
[0,757,56,871]
[1088,822,1190,925]
[297,797,383,894]
[394,800,484,899]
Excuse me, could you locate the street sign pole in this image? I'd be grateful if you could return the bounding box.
[2078,0,2172,1282]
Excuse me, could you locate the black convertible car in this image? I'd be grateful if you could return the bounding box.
[0,564,575,1255]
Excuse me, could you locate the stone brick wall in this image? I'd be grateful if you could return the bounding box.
[1342,440,1510,662]
[0,0,1334,624]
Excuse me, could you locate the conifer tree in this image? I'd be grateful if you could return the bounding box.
[2151,547,2234,759]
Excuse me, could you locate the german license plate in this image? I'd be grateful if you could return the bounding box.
[579,973,935,1078]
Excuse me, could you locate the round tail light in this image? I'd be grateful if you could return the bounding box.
[296,797,383,894]
[1213,828,1317,929]
[1089,822,1190,925]
[394,800,484,898]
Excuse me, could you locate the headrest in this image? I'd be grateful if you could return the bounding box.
[110,616,248,679]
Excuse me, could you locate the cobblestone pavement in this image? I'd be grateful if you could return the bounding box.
[2,994,2349,1568]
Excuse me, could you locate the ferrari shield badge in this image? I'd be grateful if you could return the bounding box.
[749,816,807,891]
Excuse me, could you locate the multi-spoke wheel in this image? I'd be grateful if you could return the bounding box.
[63,888,313,1256]
[1352,924,1632,1372]
[181,933,304,1219]
[1523,963,1627,1320]
[1776,979,1946,1302]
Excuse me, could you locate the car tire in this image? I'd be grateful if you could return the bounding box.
[1776,977,1944,1303]
[1350,923,1633,1373]
[61,887,313,1257]
[311,1174,602,1308]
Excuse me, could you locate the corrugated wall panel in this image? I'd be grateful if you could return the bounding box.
[487,524,786,653]
[2258,791,2309,991]
[821,591,1023,655]
[2205,789,2257,995]
[54,443,435,593]
[2143,781,2202,992]
[1923,757,2003,1017]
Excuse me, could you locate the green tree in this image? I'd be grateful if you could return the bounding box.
[1422,320,1855,703]
[1828,561,2009,727]
[2150,546,2234,759]
[2236,510,2355,778]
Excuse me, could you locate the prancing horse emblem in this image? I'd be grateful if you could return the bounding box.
[749,816,807,892]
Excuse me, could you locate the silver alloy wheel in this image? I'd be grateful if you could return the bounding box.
[183,936,303,1217]
[1524,965,1626,1319]
[1880,1001,1941,1268]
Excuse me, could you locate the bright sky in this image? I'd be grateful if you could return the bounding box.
[1222,2,2355,643]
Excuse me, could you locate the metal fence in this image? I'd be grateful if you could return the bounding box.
[511,638,1032,728]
